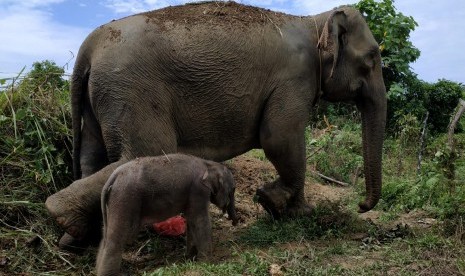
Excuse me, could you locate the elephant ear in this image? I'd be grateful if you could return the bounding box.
[203,166,230,209]
[317,9,348,78]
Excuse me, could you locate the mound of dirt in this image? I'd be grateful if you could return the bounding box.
[214,154,355,227]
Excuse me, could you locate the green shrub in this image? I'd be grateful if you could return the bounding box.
[426,80,464,134]
[386,80,427,134]
[0,61,72,207]
[387,78,464,135]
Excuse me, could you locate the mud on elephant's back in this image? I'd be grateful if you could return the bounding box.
[142,1,288,29]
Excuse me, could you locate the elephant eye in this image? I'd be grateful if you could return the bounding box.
[359,49,377,76]
[363,51,376,69]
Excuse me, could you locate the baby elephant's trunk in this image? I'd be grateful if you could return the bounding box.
[227,191,238,226]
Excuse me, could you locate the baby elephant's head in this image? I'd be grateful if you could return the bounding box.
[202,163,238,226]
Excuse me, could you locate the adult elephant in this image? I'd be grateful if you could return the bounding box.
[46,1,386,248]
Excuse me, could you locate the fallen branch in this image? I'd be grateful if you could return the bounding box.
[311,170,349,187]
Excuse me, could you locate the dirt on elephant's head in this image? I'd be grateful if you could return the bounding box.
[142,1,293,29]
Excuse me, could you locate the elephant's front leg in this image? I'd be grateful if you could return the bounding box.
[185,203,212,260]
[45,160,126,250]
[256,100,312,218]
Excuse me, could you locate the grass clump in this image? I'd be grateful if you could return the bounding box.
[239,200,365,247]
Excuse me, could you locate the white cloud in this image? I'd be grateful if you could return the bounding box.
[396,1,465,83]
[103,0,191,14]
[1,0,66,9]
[0,0,89,79]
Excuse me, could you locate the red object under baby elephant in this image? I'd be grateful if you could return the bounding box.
[153,215,186,236]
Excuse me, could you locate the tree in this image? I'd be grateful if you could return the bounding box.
[18,60,68,93]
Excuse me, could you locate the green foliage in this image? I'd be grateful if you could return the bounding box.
[386,80,426,133]
[0,60,72,206]
[386,77,464,134]
[307,123,363,184]
[426,80,464,134]
[19,60,67,92]
[356,0,420,87]
[380,132,465,228]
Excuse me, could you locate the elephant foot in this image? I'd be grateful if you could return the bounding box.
[256,180,312,219]
[255,180,292,219]
[285,200,313,217]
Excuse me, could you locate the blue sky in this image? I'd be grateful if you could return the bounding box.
[1,0,464,84]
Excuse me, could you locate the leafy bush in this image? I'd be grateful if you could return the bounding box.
[380,132,465,227]
[386,80,427,133]
[426,80,464,134]
[0,61,72,207]
[386,78,464,134]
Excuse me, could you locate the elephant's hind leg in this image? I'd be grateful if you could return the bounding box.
[96,219,136,276]
[97,188,141,275]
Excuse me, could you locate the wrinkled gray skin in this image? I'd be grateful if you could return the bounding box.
[46,2,386,248]
[96,154,237,276]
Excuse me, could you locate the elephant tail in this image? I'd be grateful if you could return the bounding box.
[70,64,89,180]
[101,171,117,240]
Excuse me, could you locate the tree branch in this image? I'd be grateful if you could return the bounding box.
[311,170,349,187]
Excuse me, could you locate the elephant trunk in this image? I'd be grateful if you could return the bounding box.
[357,82,387,213]
[227,190,238,226]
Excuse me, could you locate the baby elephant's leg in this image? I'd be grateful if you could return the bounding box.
[96,207,139,275]
[185,204,212,260]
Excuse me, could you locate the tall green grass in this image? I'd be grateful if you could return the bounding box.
[1,61,72,204]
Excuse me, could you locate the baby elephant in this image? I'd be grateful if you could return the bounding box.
[96,154,238,276]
